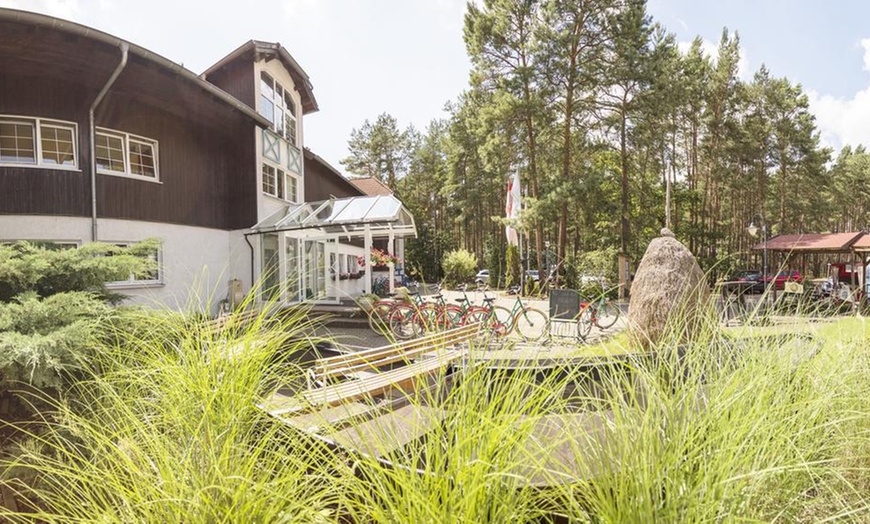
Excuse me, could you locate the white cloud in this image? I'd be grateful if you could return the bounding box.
[281,0,322,18]
[0,0,24,9]
[0,0,81,19]
[38,0,80,20]
[807,87,870,150]
[861,38,870,71]
[678,38,750,80]
[806,37,870,150]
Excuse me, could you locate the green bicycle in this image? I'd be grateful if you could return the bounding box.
[576,293,621,340]
[466,286,549,342]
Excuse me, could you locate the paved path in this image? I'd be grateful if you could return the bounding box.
[315,288,629,359]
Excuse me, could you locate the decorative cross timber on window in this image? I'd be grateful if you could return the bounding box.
[262,130,281,163]
[288,145,302,173]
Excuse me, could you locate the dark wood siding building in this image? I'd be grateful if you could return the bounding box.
[0,14,263,231]
[303,148,363,201]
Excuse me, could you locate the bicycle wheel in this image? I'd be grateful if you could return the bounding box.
[514,307,549,342]
[576,306,594,342]
[440,304,465,329]
[464,306,510,337]
[367,301,394,333]
[415,303,444,333]
[594,301,620,329]
[389,304,422,339]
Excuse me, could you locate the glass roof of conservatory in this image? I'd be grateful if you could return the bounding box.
[249,195,417,237]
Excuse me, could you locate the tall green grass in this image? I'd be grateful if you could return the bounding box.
[1,296,869,522]
[0,297,341,522]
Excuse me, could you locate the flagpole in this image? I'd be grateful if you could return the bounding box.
[519,208,524,291]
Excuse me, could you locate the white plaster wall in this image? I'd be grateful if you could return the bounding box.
[228,229,254,296]
[332,243,366,300]
[0,215,90,244]
[0,215,249,314]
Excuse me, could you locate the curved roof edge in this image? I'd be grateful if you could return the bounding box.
[202,40,319,115]
[0,8,271,128]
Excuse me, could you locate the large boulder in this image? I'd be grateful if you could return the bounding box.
[628,228,710,350]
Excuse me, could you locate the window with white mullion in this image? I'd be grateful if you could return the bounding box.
[259,71,298,145]
[262,161,299,203]
[129,138,157,178]
[0,119,36,164]
[285,171,298,203]
[95,127,158,181]
[40,123,76,166]
[262,164,277,196]
[1,117,80,168]
[95,132,126,173]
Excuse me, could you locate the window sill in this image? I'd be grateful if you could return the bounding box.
[98,170,162,184]
[106,281,165,290]
[263,193,299,205]
[0,163,82,172]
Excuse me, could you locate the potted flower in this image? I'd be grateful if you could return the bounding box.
[368,248,401,269]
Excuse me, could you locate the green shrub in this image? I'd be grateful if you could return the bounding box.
[0,302,340,521]
[0,240,159,302]
[441,248,478,286]
[0,240,160,422]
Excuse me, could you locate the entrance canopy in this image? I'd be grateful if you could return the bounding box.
[249,195,416,238]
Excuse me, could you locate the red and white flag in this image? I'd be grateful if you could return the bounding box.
[505,170,521,246]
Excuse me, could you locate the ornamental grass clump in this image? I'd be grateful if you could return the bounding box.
[0,295,341,522]
[545,317,870,522]
[333,360,571,523]
[3,286,870,521]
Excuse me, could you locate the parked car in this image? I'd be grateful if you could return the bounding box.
[734,270,764,293]
[762,269,803,290]
[525,270,540,282]
[474,269,490,284]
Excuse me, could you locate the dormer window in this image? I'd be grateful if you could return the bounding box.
[259,72,298,145]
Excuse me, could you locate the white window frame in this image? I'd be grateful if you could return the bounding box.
[259,72,299,146]
[95,127,160,183]
[262,160,301,203]
[105,242,164,288]
[0,115,79,170]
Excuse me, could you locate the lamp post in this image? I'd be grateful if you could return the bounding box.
[747,215,771,302]
[544,240,551,281]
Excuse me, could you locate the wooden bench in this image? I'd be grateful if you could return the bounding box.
[200,306,272,340]
[309,323,483,387]
[265,323,482,415]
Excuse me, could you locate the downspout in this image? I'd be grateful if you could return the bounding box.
[89,42,129,241]
[243,232,256,289]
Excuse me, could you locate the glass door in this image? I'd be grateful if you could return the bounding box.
[323,239,340,303]
[261,233,281,301]
[284,236,300,302]
[303,240,325,301]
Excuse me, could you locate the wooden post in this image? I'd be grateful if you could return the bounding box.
[618,253,631,300]
[388,231,396,294]
[364,227,372,295]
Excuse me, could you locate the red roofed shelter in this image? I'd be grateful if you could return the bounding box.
[751,232,868,295]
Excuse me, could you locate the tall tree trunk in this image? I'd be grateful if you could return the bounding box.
[558,43,578,275]
[620,105,630,255]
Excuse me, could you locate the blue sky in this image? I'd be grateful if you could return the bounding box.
[3,0,869,167]
[649,0,870,151]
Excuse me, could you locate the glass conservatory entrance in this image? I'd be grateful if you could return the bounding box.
[250,195,417,305]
